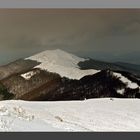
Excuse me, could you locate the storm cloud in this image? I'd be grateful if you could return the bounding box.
[0,9,140,65]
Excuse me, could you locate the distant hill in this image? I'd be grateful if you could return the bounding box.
[78,59,140,76]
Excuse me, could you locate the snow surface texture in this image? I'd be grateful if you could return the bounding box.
[26,49,99,79]
[0,99,140,132]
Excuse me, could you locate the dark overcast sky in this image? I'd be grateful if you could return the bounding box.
[0,0,140,8]
[0,9,140,65]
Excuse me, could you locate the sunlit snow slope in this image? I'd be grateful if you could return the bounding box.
[26,49,99,79]
[0,99,140,132]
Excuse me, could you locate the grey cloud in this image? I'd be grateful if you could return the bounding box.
[0,10,140,65]
[1,0,140,8]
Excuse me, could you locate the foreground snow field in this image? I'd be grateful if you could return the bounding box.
[0,98,140,132]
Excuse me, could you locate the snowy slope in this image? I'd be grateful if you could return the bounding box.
[113,72,139,89]
[0,98,140,132]
[26,49,99,79]
[21,70,39,80]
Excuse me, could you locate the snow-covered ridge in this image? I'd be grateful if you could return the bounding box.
[26,49,99,79]
[113,72,139,89]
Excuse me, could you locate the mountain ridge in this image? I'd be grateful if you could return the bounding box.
[0,49,139,101]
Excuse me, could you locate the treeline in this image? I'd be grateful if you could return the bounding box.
[0,82,14,100]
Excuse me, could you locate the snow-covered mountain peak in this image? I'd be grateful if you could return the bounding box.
[27,49,85,67]
[26,49,99,79]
